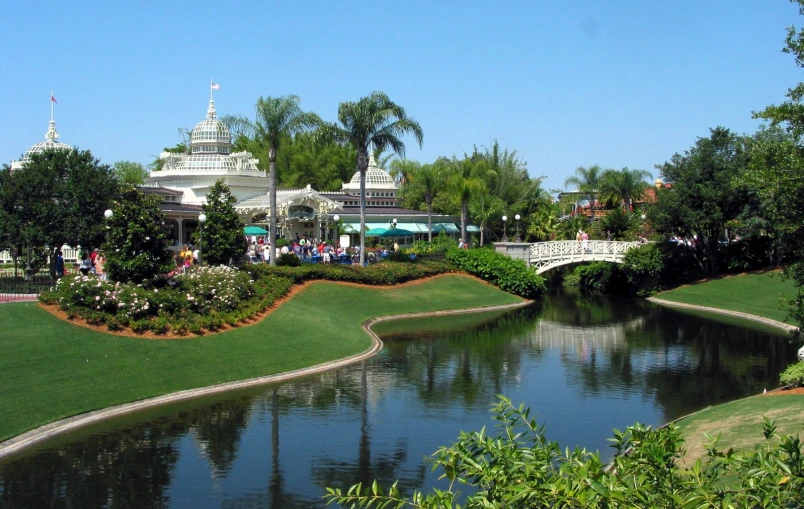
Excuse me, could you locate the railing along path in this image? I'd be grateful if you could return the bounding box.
[529,240,641,274]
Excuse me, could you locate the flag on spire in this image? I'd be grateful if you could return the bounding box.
[211,82,220,90]
[51,93,57,103]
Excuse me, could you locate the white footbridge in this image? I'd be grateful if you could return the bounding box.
[495,240,642,274]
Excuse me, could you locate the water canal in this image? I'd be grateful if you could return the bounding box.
[0,290,797,508]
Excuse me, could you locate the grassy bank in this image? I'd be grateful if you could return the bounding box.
[655,270,797,325]
[676,393,804,462]
[0,275,522,442]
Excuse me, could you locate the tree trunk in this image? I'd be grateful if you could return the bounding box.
[359,160,367,267]
[269,146,278,266]
[426,200,433,243]
[480,223,485,246]
[461,201,469,247]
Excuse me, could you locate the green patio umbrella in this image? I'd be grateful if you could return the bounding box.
[366,228,389,236]
[244,226,268,235]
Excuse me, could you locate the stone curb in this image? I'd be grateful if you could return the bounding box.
[0,300,530,460]
[647,297,799,333]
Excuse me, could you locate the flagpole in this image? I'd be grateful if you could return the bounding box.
[210,78,213,102]
[50,90,54,122]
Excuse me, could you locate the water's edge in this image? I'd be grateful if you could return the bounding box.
[0,301,530,460]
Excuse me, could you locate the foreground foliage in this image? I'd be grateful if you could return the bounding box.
[326,397,804,508]
[446,248,546,299]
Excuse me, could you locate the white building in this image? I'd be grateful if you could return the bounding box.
[10,100,72,172]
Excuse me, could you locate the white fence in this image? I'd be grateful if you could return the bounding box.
[528,240,641,274]
[0,246,82,265]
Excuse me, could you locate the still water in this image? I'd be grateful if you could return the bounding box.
[0,291,797,508]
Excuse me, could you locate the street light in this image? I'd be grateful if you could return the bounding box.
[502,215,508,242]
[332,214,340,242]
[390,218,398,229]
[514,214,521,242]
[104,209,113,220]
[198,213,207,266]
[103,209,113,252]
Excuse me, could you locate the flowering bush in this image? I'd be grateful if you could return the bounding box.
[40,265,262,335]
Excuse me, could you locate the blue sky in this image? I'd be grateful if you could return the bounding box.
[2,1,801,191]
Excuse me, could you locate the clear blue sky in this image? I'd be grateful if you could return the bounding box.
[2,1,801,191]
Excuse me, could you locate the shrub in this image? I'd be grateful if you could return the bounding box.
[446,248,545,299]
[622,242,703,296]
[780,361,804,387]
[276,253,301,267]
[567,262,628,294]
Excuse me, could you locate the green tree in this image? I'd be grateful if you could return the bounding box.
[112,160,148,186]
[470,194,506,245]
[649,127,749,276]
[222,95,320,265]
[445,153,490,244]
[317,91,423,266]
[0,148,119,279]
[527,205,559,241]
[599,167,652,211]
[404,161,444,242]
[103,188,174,283]
[565,165,604,222]
[201,181,245,265]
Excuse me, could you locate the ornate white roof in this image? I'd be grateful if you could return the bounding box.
[342,154,398,192]
[235,184,342,214]
[147,98,263,179]
[10,117,71,172]
[191,100,231,145]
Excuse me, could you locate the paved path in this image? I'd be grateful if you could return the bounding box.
[0,300,530,459]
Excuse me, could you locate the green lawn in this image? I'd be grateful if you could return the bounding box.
[676,394,804,463]
[656,270,797,325]
[0,275,522,442]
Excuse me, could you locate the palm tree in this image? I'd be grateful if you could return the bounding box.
[407,162,443,242]
[447,155,491,244]
[470,194,506,246]
[564,165,603,222]
[317,91,423,266]
[222,95,320,265]
[600,167,653,211]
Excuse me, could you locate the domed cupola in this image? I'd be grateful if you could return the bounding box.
[189,99,232,154]
[10,95,72,172]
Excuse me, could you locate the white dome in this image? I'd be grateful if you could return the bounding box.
[349,166,396,185]
[177,154,237,173]
[25,139,71,158]
[190,99,231,145]
[191,118,231,145]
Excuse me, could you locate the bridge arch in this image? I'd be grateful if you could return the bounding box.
[495,240,642,275]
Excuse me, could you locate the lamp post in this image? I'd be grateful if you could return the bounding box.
[104,209,113,242]
[390,218,397,229]
[514,214,521,242]
[502,215,508,242]
[333,214,340,243]
[198,213,207,266]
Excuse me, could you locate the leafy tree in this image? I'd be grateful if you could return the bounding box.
[598,208,641,240]
[526,205,559,241]
[565,165,603,222]
[599,167,652,211]
[317,91,423,266]
[104,188,174,282]
[223,95,320,265]
[649,127,749,276]
[0,148,119,279]
[112,160,148,186]
[445,153,490,244]
[325,397,804,508]
[402,161,444,242]
[200,181,245,265]
[470,194,506,245]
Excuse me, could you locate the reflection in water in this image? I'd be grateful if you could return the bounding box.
[0,292,796,508]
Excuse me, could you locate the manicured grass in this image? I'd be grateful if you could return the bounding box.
[656,270,798,325]
[0,275,522,442]
[676,394,804,463]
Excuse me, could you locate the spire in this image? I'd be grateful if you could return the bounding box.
[46,90,59,142]
[368,153,377,168]
[207,99,217,119]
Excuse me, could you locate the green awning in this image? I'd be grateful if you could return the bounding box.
[432,223,459,233]
[466,225,481,232]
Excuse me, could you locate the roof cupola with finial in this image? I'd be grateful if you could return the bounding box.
[10,92,72,172]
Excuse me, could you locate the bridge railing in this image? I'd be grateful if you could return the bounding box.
[529,240,641,264]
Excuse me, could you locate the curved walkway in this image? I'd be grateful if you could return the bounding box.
[647,297,798,333]
[0,300,529,460]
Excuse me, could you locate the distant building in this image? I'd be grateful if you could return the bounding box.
[10,98,72,172]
